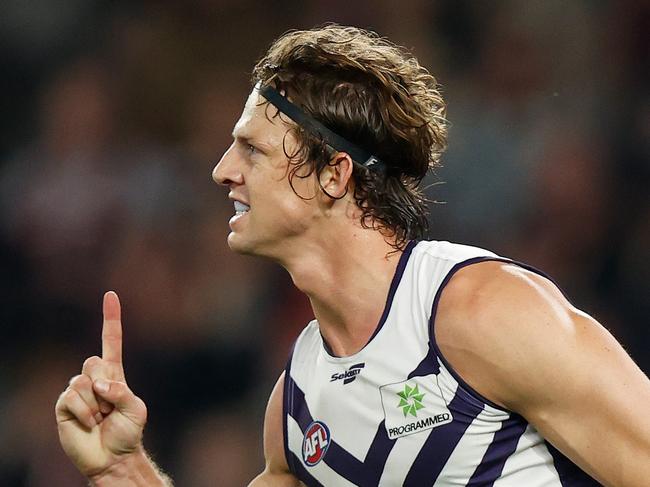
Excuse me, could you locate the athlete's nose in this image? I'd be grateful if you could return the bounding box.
[212,143,243,186]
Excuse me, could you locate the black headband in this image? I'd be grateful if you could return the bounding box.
[259,84,385,172]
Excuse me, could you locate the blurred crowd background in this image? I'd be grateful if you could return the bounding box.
[0,0,647,485]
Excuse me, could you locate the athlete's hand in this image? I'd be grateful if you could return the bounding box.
[55,291,147,479]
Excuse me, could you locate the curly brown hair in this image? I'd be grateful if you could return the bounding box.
[252,24,448,250]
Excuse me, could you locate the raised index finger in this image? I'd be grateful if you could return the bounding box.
[102,291,123,369]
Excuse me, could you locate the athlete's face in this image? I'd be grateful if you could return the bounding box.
[212,88,319,259]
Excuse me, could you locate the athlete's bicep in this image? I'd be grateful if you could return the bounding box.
[521,309,650,487]
[249,372,303,487]
[437,262,650,487]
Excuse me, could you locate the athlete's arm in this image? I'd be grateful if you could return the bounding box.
[436,262,650,487]
[249,372,303,487]
[55,292,172,486]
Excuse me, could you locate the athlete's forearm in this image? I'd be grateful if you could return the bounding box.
[89,447,173,487]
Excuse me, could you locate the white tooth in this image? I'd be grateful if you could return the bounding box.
[234,201,250,213]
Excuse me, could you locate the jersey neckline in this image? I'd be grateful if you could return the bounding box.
[319,240,417,362]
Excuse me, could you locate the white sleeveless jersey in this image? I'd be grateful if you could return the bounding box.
[283,240,600,486]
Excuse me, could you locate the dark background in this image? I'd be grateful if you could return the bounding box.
[0,1,648,485]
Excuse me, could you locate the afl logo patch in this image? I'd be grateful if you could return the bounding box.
[302,420,330,466]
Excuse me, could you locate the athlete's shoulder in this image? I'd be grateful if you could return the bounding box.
[434,260,650,486]
[406,240,499,288]
[411,239,498,263]
[435,259,575,409]
[296,319,319,340]
[289,319,320,368]
[439,260,565,324]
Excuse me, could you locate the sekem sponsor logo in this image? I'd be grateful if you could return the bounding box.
[330,362,365,384]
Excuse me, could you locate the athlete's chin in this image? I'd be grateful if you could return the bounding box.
[227,232,253,255]
[227,231,284,262]
[227,231,264,257]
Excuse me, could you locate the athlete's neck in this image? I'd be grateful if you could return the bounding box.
[281,225,403,357]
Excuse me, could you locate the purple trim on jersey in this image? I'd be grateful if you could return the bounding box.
[428,255,573,410]
[289,452,325,487]
[283,343,298,476]
[324,422,399,486]
[466,414,528,486]
[360,420,396,485]
[407,346,440,378]
[403,386,484,486]
[286,374,315,431]
[428,256,599,484]
[428,256,512,411]
[546,441,601,486]
[320,240,417,357]
[367,240,416,343]
[284,374,397,486]
[324,443,366,485]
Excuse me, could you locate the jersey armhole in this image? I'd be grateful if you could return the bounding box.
[428,256,570,413]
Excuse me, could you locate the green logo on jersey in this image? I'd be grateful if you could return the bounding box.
[397,383,426,417]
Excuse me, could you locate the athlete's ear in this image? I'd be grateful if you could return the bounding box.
[319,152,354,199]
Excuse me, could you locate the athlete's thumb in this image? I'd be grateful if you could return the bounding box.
[93,379,147,426]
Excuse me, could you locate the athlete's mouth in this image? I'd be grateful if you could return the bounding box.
[234,201,250,215]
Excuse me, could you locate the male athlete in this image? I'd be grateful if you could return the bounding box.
[56,25,650,486]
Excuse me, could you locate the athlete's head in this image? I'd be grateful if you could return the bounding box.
[214,24,447,256]
[254,25,448,247]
